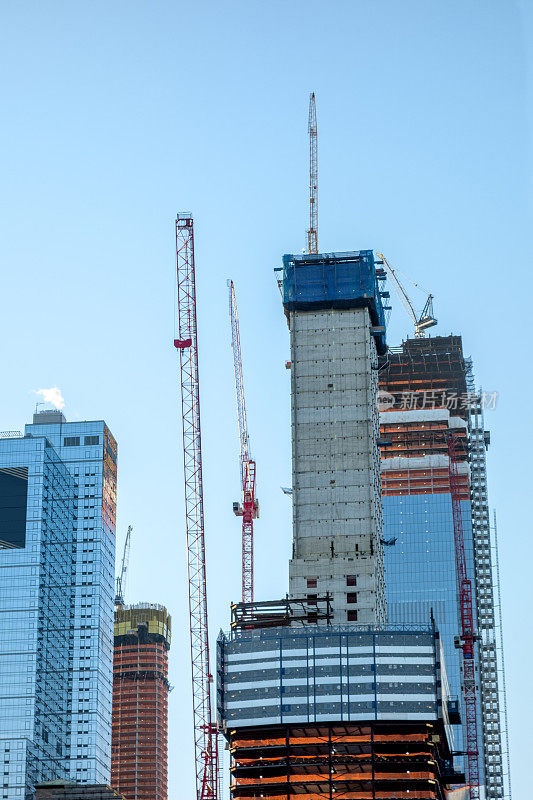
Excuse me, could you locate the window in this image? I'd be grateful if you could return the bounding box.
[64,437,80,447]
[84,436,99,446]
[306,578,317,588]
[307,612,318,623]
[307,594,317,605]
[346,575,357,586]
[347,610,358,622]
[347,593,357,604]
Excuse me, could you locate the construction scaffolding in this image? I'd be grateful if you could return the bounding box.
[465,361,511,799]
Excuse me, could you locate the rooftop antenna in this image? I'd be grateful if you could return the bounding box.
[307,93,318,254]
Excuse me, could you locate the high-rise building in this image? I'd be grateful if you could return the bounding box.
[280,251,387,624]
[24,411,118,787]
[111,604,171,800]
[216,250,464,800]
[378,336,510,799]
[0,433,75,798]
[0,411,117,796]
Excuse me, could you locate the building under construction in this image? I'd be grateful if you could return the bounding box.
[378,336,511,798]
[216,250,466,800]
[175,95,511,800]
[111,604,171,800]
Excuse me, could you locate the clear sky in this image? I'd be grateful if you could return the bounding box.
[1,1,531,797]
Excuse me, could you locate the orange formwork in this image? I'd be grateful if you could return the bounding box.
[226,722,463,800]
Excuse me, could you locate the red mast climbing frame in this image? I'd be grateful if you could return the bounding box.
[447,431,480,800]
[229,280,258,603]
[174,214,218,800]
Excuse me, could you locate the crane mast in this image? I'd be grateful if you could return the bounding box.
[114,525,132,607]
[307,92,318,254]
[446,431,480,799]
[229,280,258,604]
[174,214,218,800]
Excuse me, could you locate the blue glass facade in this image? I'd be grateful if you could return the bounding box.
[0,435,74,799]
[0,411,117,797]
[24,414,117,786]
[383,493,478,765]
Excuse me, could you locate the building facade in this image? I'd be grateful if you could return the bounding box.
[111,604,171,800]
[25,412,117,787]
[0,435,74,798]
[217,624,463,799]
[0,410,117,797]
[378,336,509,799]
[279,250,388,625]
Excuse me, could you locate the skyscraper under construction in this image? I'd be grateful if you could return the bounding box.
[111,604,171,800]
[378,336,511,798]
[217,250,465,800]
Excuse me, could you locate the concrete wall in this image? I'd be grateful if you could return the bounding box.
[288,306,385,624]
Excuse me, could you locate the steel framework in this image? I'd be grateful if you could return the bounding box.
[447,431,480,800]
[466,359,511,799]
[307,92,318,254]
[228,280,258,603]
[174,214,218,800]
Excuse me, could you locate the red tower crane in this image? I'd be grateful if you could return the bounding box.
[447,431,480,799]
[228,280,258,603]
[174,214,219,800]
[307,92,318,254]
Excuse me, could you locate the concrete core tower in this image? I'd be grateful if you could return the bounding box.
[281,250,388,624]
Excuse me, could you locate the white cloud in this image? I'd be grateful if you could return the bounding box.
[35,387,65,410]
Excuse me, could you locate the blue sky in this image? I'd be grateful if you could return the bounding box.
[1,1,531,797]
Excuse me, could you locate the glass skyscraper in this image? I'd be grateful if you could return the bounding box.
[0,434,74,799]
[0,410,117,797]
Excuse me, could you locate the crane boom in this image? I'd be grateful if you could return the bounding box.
[114,525,132,607]
[446,431,480,799]
[174,214,218,800]
[307,92,318,254]
[376,253,437,338]
[229,280,258,604]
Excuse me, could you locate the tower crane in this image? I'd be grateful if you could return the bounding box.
[307,92,318,254]
[376,253,437,338]
[174,214,219,800]
[446,431,480,799]
[114,525,132,608]
[228,280,259,604]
